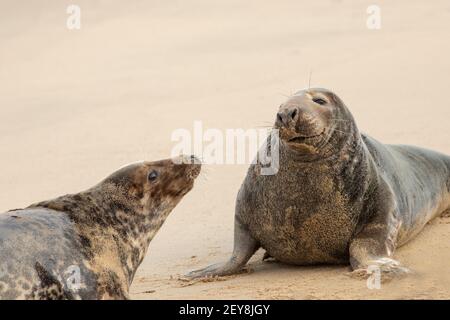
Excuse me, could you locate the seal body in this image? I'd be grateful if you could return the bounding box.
[0,155,200,299]
[239,137,450,266]
[0,209,98,299]
[188,88,450,279]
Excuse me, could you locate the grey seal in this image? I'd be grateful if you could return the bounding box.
[0,155,200,299]
[187,88,450,280]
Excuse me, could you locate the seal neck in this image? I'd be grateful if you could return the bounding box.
[29,184,152,288]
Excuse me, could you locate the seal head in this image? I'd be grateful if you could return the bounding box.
[275,88,358,160]
[102,155,201,219]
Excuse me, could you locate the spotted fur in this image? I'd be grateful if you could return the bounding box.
[0,156,200,300]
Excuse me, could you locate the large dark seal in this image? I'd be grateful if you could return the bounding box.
[0,155,200,300]
[187,88,450,280]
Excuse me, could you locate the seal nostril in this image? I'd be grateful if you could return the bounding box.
[277,113,283,124]
[190,155,201,164]
[290,109,297,120]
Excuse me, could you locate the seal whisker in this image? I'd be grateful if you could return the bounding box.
[329,118,351,122]
[197,165,210,181]
[332,129,351,135]
[316,123,340,151]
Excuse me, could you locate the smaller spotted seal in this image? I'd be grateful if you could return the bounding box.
[187,88,450,281]
[0,155,200,300]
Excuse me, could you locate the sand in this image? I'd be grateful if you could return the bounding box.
[1,0,449,299]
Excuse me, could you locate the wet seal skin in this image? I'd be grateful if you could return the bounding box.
[187,88,450,281]
[0,155,200,300]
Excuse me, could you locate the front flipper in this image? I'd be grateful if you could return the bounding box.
[262,251,278,262]
[349,182,409,281]
[27,262,75,300]
[186,218,259,279]
[350,257,409,281]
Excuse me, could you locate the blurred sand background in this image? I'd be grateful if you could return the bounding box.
[1,0,450,299]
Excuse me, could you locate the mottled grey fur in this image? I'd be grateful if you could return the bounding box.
[0,156,200,299]
[0,209,98,299]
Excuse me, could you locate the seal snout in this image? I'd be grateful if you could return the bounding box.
[274,90,337,150]
[170,154,202,182]
[186,159,202,180]
[172,154,201,165]
[276,106,299,128]
[276,104,326,145]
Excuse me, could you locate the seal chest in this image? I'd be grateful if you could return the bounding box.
[242,162,357,265]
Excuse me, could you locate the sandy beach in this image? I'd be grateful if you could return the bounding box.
[1,0,450,299]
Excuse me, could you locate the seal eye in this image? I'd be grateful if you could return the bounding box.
[148,170,159,182]
[313,98,327,105]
